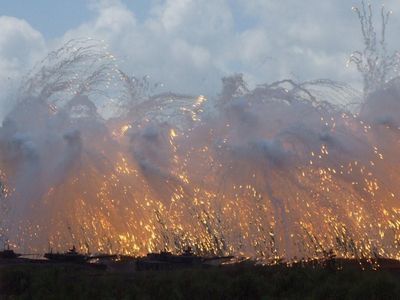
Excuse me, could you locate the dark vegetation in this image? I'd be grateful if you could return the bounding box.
[1,263,400,299]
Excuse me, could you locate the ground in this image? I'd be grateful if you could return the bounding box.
[1,261,400,299]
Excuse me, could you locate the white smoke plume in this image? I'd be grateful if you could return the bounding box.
[0,2,399,263]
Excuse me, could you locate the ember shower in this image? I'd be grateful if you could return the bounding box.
[1,5,400,263]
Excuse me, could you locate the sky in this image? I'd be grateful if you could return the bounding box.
[0,0,400,108]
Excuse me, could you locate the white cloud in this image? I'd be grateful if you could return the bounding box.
[60,0,235,95]
[3,0,400,102]
[237,0,400,83]
[0,16,47,118]
[0,16,46,78]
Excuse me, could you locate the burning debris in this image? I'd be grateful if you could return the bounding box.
[0,2,399,265]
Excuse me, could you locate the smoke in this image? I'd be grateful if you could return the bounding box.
[0,3,400,262]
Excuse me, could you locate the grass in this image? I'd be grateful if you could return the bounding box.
[1,262,400,299]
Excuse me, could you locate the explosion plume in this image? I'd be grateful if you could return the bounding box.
[0,3,400,264]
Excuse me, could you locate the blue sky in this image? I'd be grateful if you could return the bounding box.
[0,0,399,103]
[1,1,92,38]
[0,1,159,38]
[0,0,260,38]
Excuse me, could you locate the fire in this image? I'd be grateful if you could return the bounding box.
[0,36,399,264]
